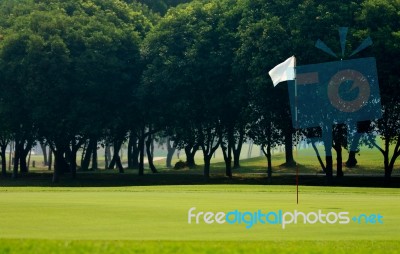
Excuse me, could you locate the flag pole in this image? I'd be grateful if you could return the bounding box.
[294,56,299,205]
[268,56,299,204]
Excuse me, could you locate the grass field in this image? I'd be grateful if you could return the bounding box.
[1,144,399,253]
[0,185,399,253]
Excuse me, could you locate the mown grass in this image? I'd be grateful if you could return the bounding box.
[0,240,399,254]
[0,185,399,240]
[1,144,399,253]
[0,185,399,253]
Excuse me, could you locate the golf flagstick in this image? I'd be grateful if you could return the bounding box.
[268,56,298,204]
[294,57,299,205]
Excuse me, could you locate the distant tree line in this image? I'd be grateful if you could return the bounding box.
[0,0,399,183]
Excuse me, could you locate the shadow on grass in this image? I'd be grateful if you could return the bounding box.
[0,171,399,188]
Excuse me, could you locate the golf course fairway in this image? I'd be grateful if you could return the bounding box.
[0,185,399,253]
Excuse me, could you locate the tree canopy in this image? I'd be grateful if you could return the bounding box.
[0,0,399,183]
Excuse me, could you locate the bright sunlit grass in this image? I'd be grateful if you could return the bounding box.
[0,185,399,253]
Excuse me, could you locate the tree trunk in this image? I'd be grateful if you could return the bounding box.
[105,143,111,169]
[326,156,333,184]
[383,152,391,184]
[346,151,358,168]
[115,155,124,174]
[266,148,272,179]
[233,129,245,168]
[225,128,234,178]
[311,141,326,173]
[185,148,196,168]
[166,148,175,168]
[233,148,241,169]
[52,150,65,183]
[67,139,84,179]
[63,147,72,173]
[127,134,133,168]
[128,133,139,169]
[19,154,28,173]
[27,150,32,172]
[166,137,176,168]
[69,150,78,179]
[12,140,20,179]
[1,145,6,177]
[184,144,198,168]
[146,135,158,173]
[81,139,94,170]
[385,139,400,184]
[200,128,221,178]
[109,140,124,173]
[204,155,211,179]
[48,149,53,171]
[108,149,116,169]
[21,140,34,173]
[131,139,139,169]
[262,144,272,179]
[138,130,145,176]
[80,144,86,167]
[104,145,108,170]
[334,142,343,177]
[54,148,69,175]
[226,151,233,178]
[8,141,13,171]
[221,142,232,178]
[150,139,154,158]
[53,146,70,182]
[284,131,296,167]
[346,129,361,167]
[19,143,30,174]
[40,142,48,166]
[384,165,392,184]
[92,140,98,170]
[323,125,333,184]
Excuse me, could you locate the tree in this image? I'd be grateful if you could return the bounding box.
[213,0,248,176]
[247,87,284,179]
[355,0,400,182]
[235,1,290,176]
[143,0,247,178]
[235,0,299,168]
[236,0,367,182]
[0,0,151,181]
[128,0,192,15]
[0,31,39,178]
[0,117,11,177]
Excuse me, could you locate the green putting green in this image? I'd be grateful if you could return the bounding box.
[0,185,399,253]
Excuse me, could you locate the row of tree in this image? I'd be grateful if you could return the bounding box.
[0,0,399,182]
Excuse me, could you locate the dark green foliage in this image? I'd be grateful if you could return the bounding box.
[174,160,187,170]
[0,0,152,181]
[0,0,399,183]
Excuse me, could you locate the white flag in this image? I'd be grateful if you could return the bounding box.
[268,56,296,86]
